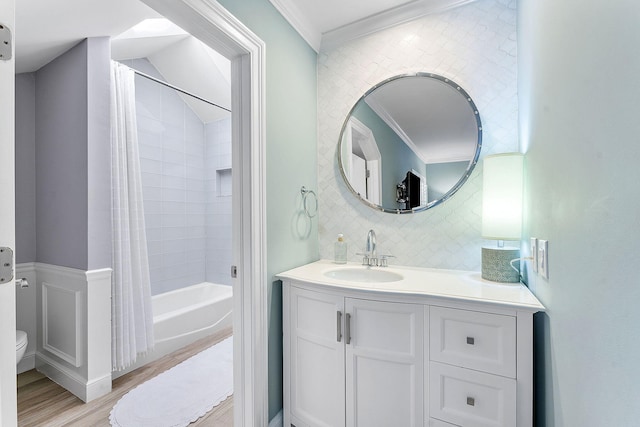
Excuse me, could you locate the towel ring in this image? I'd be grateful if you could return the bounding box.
[301,186,318,218]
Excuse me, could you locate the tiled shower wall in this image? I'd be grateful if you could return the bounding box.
[318,0,518,271]
[123,58,231,295]
[205,118,232,286]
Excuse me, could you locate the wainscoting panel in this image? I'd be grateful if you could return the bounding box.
[42,281,82,367]
[35,263,112,402]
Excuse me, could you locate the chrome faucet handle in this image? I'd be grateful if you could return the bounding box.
[378,254,395,267]
[356,252,370,266]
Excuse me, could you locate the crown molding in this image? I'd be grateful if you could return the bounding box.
[321,0,477,51]
[269,0,321,52]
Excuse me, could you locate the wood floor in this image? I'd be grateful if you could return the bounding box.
[17,327,234,427]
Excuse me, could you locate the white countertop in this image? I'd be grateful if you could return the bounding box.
[277,259,545,312]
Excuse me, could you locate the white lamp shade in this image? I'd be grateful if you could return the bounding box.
[482,153,523,240]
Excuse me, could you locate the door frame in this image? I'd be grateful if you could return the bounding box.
[140,1,268,425]
[0,0,268,425]
[0,1,17,425]
[344,117,382,205]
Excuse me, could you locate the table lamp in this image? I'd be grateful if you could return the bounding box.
[481,153,523,283]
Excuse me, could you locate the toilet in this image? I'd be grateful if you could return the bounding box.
[16,330,27,365]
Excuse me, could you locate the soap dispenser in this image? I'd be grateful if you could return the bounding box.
[334,234,347,264]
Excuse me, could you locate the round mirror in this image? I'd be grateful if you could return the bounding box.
[338,73,482,213]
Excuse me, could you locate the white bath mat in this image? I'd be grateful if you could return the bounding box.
[110,336,233,427]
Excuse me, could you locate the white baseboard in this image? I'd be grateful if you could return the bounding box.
[36,351,111,402]
[269,409,283,427]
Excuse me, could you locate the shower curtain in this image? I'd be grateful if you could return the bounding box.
[110,61,154,370]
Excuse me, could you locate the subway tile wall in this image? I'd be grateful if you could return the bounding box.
[205,118,232,286]
[122,58,232,295]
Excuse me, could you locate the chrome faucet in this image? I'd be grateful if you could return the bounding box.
[366,229,377,261]
[357,229,379,266]
[359,229,394,267]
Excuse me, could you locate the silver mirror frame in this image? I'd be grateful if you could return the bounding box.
[338,72,483,214]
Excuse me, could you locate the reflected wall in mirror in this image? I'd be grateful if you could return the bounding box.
[338,73,482,213]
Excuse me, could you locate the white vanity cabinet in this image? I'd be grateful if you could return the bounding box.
[284,285,424,427]
[279,261,545,427]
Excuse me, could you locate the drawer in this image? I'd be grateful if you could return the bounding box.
[429,362,516,427]
[430,306,516,377]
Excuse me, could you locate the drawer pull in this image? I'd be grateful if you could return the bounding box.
[345,313,352,344]
[466,336,475,345]
[337,311,342,342]
[467,396,475,406]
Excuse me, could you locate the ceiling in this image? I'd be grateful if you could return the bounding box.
[363,76,479,164]
[269,0,476,51]
[14,0,472,121]
[15,0,160,73]
[15,0,474,72]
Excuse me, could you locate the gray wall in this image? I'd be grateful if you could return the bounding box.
[86,37,112,271]
[35,40,89,269]
[15,73,36,264]
[34,38,111,271]
[519,0,640,425]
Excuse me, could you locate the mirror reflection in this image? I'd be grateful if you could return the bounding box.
[338,73,482,213]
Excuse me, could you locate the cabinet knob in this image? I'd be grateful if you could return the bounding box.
[467,396,475,406]
[466,336,475,345]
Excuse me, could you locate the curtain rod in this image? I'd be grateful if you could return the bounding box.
[129,67,232,113]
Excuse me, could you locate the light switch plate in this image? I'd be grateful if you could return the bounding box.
[538,240,549,279]
[530,237,538,273]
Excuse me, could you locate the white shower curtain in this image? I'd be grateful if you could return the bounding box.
[110,61,154,371]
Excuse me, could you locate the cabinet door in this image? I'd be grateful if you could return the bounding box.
[345,298,424,427]
[288,286,346,427]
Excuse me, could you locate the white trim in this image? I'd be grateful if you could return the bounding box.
[15,262,36,275]
[365,96,429,164]
[321,0,478,51]
[268,0,320,52]
[35,351,112,403]
[0,1,16,425]
[85,268,113,281]
[346,117,382,205]
[139,1,268,425]
[35,262,88,280]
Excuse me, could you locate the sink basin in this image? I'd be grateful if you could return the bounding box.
[323,267,404,283]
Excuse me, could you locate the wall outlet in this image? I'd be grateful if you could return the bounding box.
[530,237,538,273]
[538,240,549,279]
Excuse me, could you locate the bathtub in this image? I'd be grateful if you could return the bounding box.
[154,282,233,343]
[113,282,233,378]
